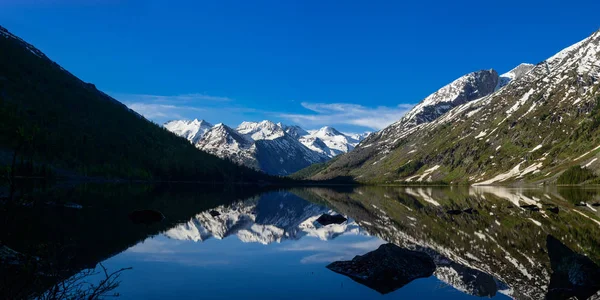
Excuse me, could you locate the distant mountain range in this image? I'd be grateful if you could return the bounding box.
[164,119,370,175]
[302,29,600,184]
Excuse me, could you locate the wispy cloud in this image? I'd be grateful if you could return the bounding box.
[111,92,230,122]
[114,93,232,104]
[126,102,204,120]
[279,102,415,130]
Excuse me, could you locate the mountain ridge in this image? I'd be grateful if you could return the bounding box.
[164,119,370,175]
[303,29,600,184]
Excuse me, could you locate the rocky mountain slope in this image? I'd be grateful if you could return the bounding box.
[307,29,600,184]
[164,119,369,175]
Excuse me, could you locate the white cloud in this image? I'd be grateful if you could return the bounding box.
[114,93,232,103]
[279,102,415,130]
[126,102,204,120]
[112,92,229,122]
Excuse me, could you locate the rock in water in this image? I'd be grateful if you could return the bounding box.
[326,243,435,294]
[128,209,165,224]
[546,235,600,299]
[316,214,347,226]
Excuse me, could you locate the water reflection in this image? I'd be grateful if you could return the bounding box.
[2,185,600,299]
[306,186,600,299]
[164,191,362,244]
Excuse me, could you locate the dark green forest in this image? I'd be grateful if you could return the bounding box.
[0,26,272,183]
[557,165,599,185]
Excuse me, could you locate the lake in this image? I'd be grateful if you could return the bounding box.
[2,184,600,299]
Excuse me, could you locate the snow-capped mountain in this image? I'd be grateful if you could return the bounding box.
[300,126,370,158]
[164,192,361,244]
[495,63,535,90]
[164,119,369,175]
[281,124,309,139]
[164,119,213,144]
[358,69,507,152]
[308,29,600,184]
[195,123,259,169]
[237,120,285,140]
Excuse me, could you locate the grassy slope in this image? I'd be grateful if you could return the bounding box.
[307,32,600,185]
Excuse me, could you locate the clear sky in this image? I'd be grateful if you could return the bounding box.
[1,0,599,132]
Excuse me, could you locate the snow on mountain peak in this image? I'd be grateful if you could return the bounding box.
[299,126,368,157]
[401,69,499,126]
[236,120,285,140]
[314,126,343,137]
[165,117,370,173]
[495,63,535,90]
[163,119,213,144]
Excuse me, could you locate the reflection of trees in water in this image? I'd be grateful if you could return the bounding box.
[2,242,131,300]
[38,263,131,300]
[1,184,274,299]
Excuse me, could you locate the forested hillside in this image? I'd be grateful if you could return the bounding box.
[0,26,269,182]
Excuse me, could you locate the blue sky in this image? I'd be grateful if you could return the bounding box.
[1,0,599,132]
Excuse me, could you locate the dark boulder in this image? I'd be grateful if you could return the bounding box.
[326,243,435,294]
[546,235,600,299]
[316,214,347,226]
[209,210,221,217]
[546,207,559,214]
[128,209,164,224]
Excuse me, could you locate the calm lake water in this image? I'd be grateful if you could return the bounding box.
[2,185,600,299]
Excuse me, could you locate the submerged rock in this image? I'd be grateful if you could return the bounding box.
[326,243,435,294]
[546,235,600,299]
[316,214,347,226]
[128,209,165,224]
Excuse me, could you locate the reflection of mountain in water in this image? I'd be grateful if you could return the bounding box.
[546,235,600,300]
[306,186,600,300]
[164,192,361,244]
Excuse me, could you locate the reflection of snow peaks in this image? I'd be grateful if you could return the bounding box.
[300,215,361,241]
[164,198,362,245]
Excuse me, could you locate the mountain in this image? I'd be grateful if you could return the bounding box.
[164,119,369,175]
[0,26,268,182]
[300,126,370,158]
[196,123,259,170]
[163,119,213,144]
[304,29,600,184]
